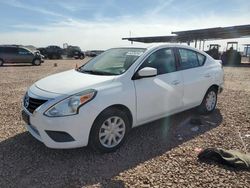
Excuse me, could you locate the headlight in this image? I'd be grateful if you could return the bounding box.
[44,89,96,117]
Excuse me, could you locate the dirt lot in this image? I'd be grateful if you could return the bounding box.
[0,59,249,188]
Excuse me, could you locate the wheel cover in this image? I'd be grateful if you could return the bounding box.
[99,116,126,148]
[205,91,216,111]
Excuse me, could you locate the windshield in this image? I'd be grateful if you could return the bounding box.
[78,48,146,75]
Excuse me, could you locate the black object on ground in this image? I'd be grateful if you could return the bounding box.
[198,147,250,170]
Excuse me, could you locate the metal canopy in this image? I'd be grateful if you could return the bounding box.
[122,24,250,43]
[122,35,177,43]
[172,24,250,41]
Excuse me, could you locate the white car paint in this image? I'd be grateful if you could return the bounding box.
[22,44,224,149]
[35,69,116,95]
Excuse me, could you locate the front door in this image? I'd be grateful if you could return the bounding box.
[134,48,184,125]
[16,48,34,63]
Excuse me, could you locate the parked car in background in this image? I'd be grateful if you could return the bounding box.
[0,45,44,66]
[64,46,85,59]
[22,44,223,152]
[86,50,104,57]
[37,47,48,59]
[43,45,63,59]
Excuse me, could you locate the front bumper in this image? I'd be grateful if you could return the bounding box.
[21,94,98,149]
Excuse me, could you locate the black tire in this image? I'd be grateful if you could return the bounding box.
[80,54,85,59]
[0,59,4,66]
[197,87,218,114]
[89,108,131,153]
[32,59,41,66]
[57,55,62,59]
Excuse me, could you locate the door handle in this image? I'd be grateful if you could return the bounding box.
[204,73,211,78]
[171,80,180,85]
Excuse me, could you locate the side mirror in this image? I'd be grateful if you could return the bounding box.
[133,67,157,80]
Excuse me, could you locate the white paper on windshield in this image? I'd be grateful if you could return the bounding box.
[126,52,143,56]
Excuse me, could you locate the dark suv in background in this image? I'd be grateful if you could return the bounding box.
[0,45,44,66]
[41,45,63,59]
[38,45,85,60]
[64,46,85,59]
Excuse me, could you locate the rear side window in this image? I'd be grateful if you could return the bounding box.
[178,48,206,70]
[197,53,206,65]
[3,47,18,54]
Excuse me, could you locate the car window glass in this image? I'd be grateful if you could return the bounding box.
[141,48,176,75]
[80,48,146,75]
[18,48,30,55]
[92,49,143,71]
[197,53,206,65]
[178,49,200,70]
[3,47,18,54]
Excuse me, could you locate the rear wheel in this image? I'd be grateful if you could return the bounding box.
[32,59,41,66]
[0,59,4,66]
[89,108,130,153]
[198,87,217,114]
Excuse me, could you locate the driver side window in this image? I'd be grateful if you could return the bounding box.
[140,48,176,75]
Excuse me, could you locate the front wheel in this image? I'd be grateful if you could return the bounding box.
[198,87,217,114]
[89,108,130,153]
[32,59,41,66]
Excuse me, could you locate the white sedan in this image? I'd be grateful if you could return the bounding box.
[22,44,224,152]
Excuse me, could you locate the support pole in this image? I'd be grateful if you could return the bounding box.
[203,40,205,51]
[199,40,202,50]
[247,45,250,62]
[195,40,197,48]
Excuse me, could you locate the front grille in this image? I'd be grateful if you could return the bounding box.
[24,93,47,113]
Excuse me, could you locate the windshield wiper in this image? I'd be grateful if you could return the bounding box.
[79,69,117,75]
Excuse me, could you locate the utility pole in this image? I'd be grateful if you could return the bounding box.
[129,31,133,45]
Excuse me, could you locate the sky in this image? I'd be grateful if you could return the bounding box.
[0,0,250,50]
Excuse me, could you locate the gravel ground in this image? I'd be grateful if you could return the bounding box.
[0,60,249,188]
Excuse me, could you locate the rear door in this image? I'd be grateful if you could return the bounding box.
[134,48,184,124]
[176,48,212,108]
[2,47,18,63]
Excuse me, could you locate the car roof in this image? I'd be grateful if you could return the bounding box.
[0,45,33,52]
[0,45,20,48]
[112,44,207,55]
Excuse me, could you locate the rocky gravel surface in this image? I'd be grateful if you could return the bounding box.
[0,60,249,188]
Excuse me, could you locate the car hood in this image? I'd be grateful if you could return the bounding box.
[35,69,116,95]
